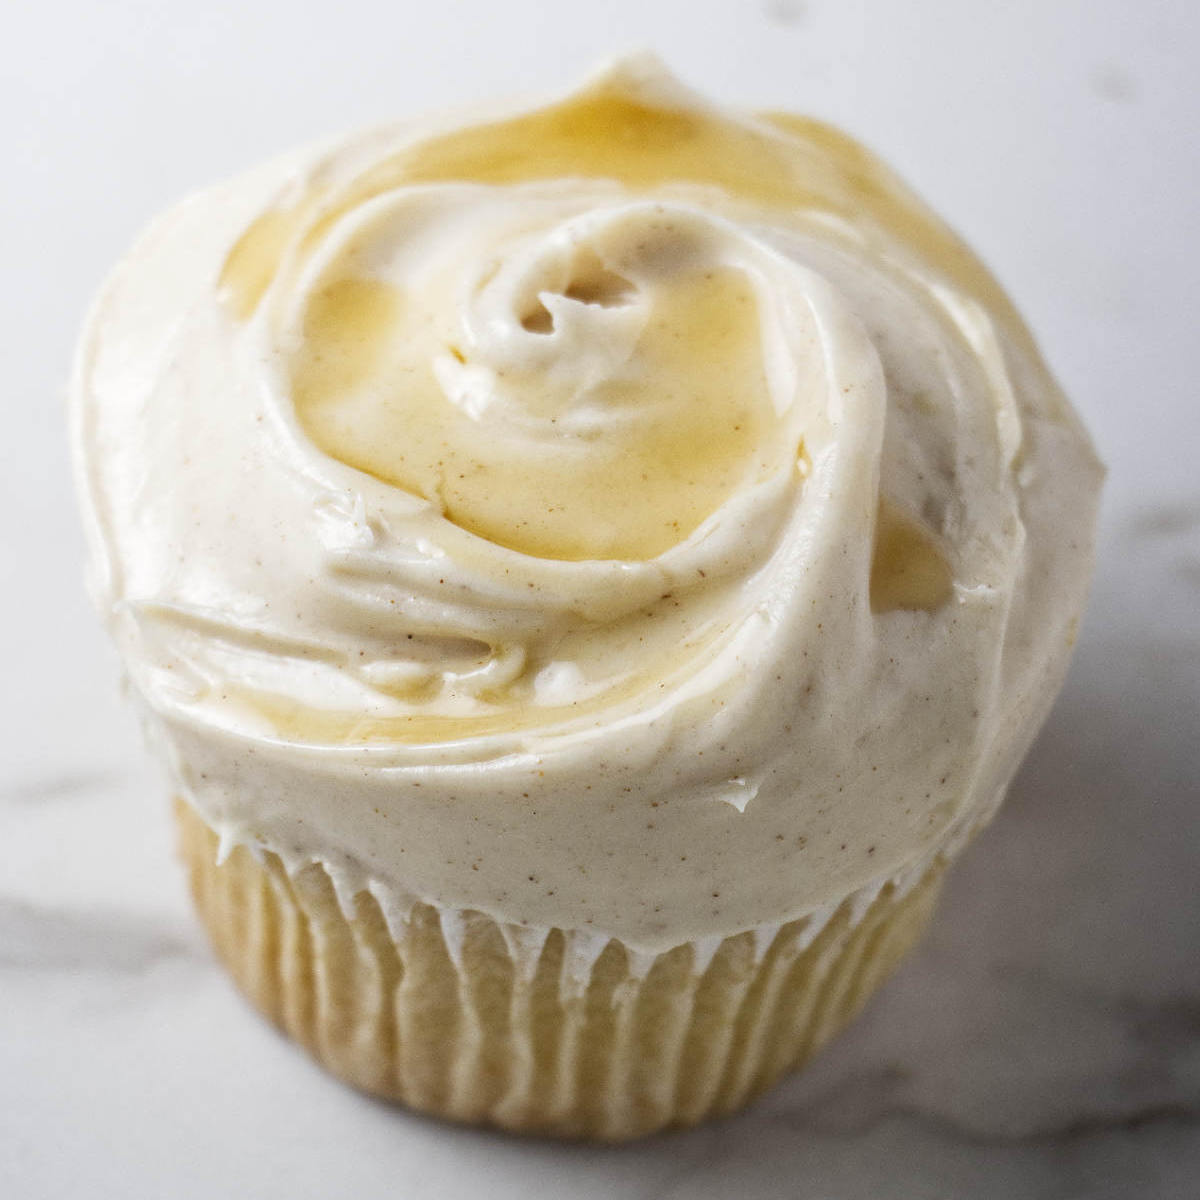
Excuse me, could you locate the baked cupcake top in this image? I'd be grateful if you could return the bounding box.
[72,56,1102,951]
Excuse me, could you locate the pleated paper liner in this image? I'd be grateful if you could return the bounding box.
[176,799,944,1141]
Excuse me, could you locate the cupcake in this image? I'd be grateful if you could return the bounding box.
[71,56,1103,1140]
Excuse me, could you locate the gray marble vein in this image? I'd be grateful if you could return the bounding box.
[0,768,131,806]
[0,896,202,973]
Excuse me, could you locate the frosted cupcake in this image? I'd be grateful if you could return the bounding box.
[71,56,1103,1139]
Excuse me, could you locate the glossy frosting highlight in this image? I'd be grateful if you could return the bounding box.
[71,56,1103,951]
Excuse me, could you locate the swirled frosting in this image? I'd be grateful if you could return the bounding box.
[71,56,1103,951]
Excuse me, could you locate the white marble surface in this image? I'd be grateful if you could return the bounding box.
[4,1,1199,1196]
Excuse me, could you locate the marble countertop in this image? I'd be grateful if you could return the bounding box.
[4,1,1198,1196]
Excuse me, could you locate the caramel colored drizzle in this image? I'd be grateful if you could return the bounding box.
[869,501,953,613]
[220,80,1030,339]
[290,264,779,562]
[219,206,306,321]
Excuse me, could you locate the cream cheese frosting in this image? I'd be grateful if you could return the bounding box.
[71,56,1103,952]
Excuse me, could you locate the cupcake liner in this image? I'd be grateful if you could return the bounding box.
[176,800,944,1141]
